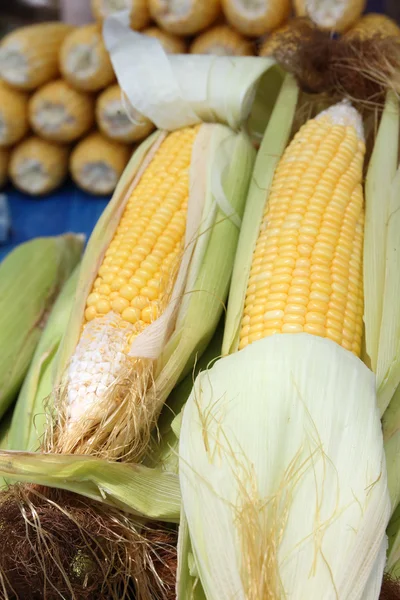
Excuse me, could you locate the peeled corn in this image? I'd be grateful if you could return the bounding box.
[0,235,83,419]
[29,80,94,143]
[60,24,115,92]
[0,82,29,147]
[0,22,73,91]
[91,0,151,30]
[96,85,154,143]
[294,0,366,32]
[222,0,290,37]
[10,137,69,196]
[190,25,254,56]
[345,12,400,39]
[143,27,186,54]
[149,0,220,35]
[70,132,131,195]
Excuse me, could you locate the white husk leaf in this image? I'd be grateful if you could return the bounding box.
[103,10,282,136]
[364,91,399,373]
[179,334,390,600]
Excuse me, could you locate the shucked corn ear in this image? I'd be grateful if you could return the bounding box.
[8,266,80,454]
[190,25,254,56]
[143,27,186,54]
[29,80,94,143]
[178,80,390,598]
[0,22,73,91]
[70,132,131,195]
[96,84,154,143]
[60,24,116,92]
[10,137,70,196]
[294,0,366,32]
[149,0,220,35]
[91,0,151,31]
[0,235,83,420]
[345,12,400,39]
[222,0,290,37]
[0,82,29,147]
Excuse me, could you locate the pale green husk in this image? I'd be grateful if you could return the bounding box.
[179,334,390,600]
[8,265,80,452]
[0,234,83,418]
[364,91,399,379]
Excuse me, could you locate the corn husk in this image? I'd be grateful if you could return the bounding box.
[8,266,80,454]
[383,384,400,515]
[387,504,400,577]
[179,334,390,599]
[103,11,284,140]
[0,235,83,420]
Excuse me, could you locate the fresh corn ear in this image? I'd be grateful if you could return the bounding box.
[10,137,69,196]
[70,132,131,195]
[149,0,220,35]
[143,27,186,54]
[29,80,94,143]
[60,24,115,92]
[0,149,10,189]
[0,82,29,147]
[345,13,400,39]
[8,266,80,453]
[0,235,83,420]
[0,22,73,91]
[91,0,151,31]
[294,0,366,32]
[222,0,290,36]
[190,25,254,56]
[96,84,154,143]
[178,82,390,598]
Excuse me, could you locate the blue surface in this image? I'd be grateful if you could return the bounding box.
[0,181,109,261]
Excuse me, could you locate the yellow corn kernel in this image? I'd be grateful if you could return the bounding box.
[0,22,73,91]
[91,0,151,31]
[239,102,365,357]
[345,13,400,40]
[0,82,29,147]
[0,148,10,188]
[149,0,220,35]
[293,0,366,32]
[60,24,115,92]
[96,85,154,144]
[143,27,186,54]
[222,0,290,37]
[70,132,131,196]
[83,126,197,332]
[10,137,69,196]
[29,80,94,143]
[190,25,254,56]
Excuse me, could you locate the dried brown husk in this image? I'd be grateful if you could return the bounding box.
[380,575,400,600]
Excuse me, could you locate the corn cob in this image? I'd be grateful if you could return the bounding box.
[0,235,83,420]
[91,0,151,30]
[0,82,29,147]
[60,24,116,92]
[294,0,366,32]
[0,149,10,189]
[70,132,131,195]
[143,26,186,54]
[179,82,389,598]
[0,22,73,91]
[10,137,69,196]
[149,0,220,35]
[29,80,95,143]
[222,0,290,37]
[190,25,254,56]
[345,12,400,39]
[8,267,80,453]
[96,84,154,143]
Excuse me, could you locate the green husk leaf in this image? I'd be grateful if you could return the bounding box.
[222,74,299,355]
[383,383,400,514]
[386,503,400,576]
[8,265,80,452]
[0,234,83,418]
[0,451,180,522]
[364,91,400,375]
